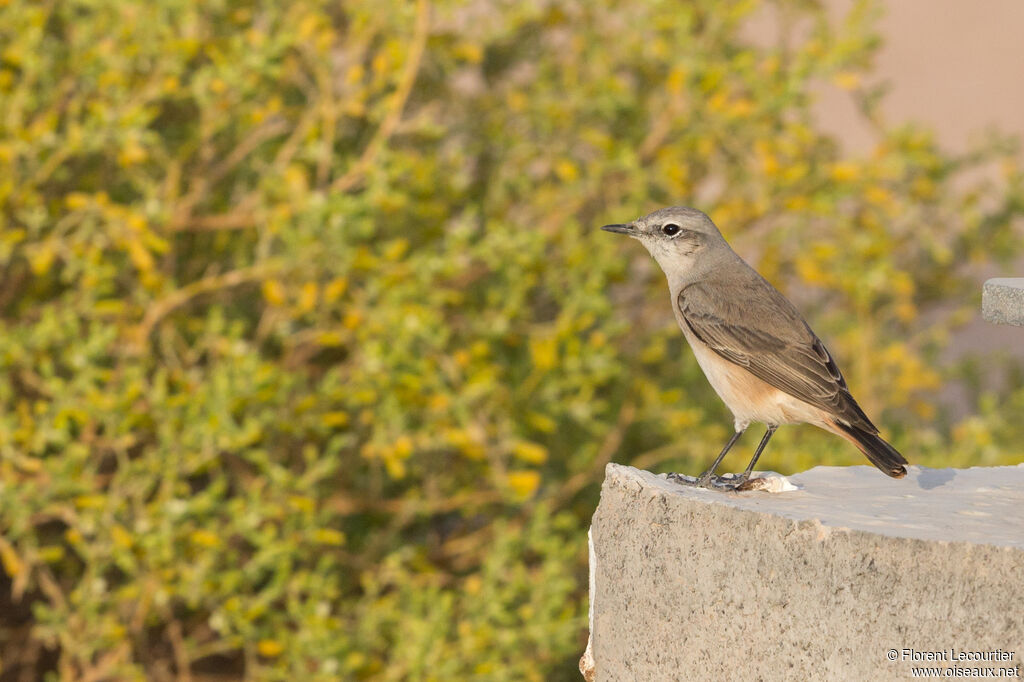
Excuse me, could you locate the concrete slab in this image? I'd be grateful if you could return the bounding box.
[585,463,1024,681]
[983,278,1024,327]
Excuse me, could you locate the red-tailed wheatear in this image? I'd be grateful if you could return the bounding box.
[602,206,908,491]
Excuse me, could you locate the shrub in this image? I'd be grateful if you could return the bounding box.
[0,0,1022,678]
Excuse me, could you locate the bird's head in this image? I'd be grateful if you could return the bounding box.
[601,206,730,281]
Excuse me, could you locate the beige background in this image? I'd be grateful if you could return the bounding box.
[817,0,1024,151]
[817,1,1024,391]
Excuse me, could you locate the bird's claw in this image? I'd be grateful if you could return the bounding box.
[734,476,770,492]
[666,471,765,492]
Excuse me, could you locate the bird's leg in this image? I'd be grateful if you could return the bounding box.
[687,428,745,488]
[732,424,777,487]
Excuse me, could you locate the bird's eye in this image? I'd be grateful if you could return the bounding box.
[662,223,681,236]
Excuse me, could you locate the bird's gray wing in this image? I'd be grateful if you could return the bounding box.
[677,273,876,431]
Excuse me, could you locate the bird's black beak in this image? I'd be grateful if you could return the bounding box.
[601,223,635,235]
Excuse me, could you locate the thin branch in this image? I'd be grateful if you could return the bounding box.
[331,0,430,193]
[78,642,132,682]
[168,202,261,233]
[313,58,337,188]
[172,211,257,232]
[206,117,289,187]
[35,564,68,612]
[169,118,288,230]
[168,619,193,682]
[132,262,279,350]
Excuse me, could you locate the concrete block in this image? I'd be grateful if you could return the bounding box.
[583,463,1024,681]
[983,278,1024,326]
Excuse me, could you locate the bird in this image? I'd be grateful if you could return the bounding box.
[601,206,908,491]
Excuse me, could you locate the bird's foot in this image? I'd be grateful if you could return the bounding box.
[702,472,749,491]
[720,472,775,492]
[667,471,738,491]
[665,472,698,486]
[666,471,767,492]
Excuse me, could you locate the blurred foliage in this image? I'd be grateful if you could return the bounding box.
[0,0,1022,679]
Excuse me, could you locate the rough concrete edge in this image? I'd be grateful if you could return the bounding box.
[982,277,1024,326]
[585,463,1024,680]
[602,462,1024,550]
[602,462,780,512]
[601,463,810,516]
[582,461,1024,680]
[578,527,595,681]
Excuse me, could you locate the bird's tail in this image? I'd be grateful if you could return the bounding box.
[831,421,908,478]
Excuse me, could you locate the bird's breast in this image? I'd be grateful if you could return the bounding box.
[680,326,828,429]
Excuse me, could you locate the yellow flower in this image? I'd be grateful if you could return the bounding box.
[117,141,147,167]
[190,529,222,548]
[554,159,579,182]
[383,457,406,479]
[464,574,483,595]
[321,411,350,427]
[261,279,286,306]
[833,71,861,90]
[828,161,860,183]
[288,496,315,513]
[74,495,106,509]
[342,309,363,329]
[313,528,346,546]
[506,470,540,498]
[393,436,413,458]
[511,440,548,465]
[506,91,528,111]
[297,282,318,313]
[454,42,484,64]
[727,98,753,118]
[526,412,556,433]
[257,639,283,657]
[65,192,91,209]
[784,196,809,211]
[324,277,348,302]
[383,239,409,261]
[0,542,23,578]
[529,336,557,371]
[28,242,56,274]
[111,524,134,549]
[707,91,728,112]
[667,66,687,94]
[127,240,155,272]
[865,185,892,206]
[795,255,830,286]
